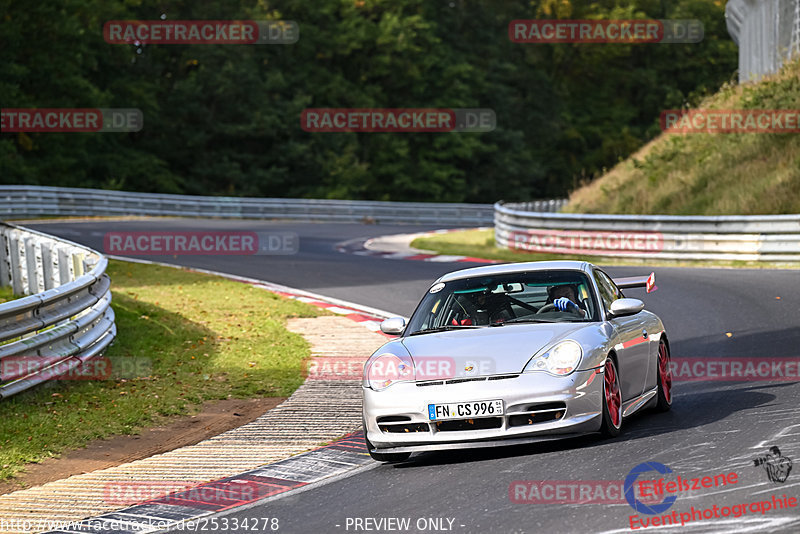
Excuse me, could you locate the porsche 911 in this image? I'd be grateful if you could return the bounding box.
[362,261,671,462]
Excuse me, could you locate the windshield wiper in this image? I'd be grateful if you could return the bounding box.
[408,325,479,336]
[489,317,559,326]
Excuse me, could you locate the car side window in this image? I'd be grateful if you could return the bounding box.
[594,270,621,310]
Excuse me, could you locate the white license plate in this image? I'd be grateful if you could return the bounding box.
[428,400,504,421]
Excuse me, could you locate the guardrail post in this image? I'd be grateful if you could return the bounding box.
[57,247,73,284]
[24,237,40,295]
[72,251,85,278]
[8,232,25,296]
[0,229,10,289]
[40,241,56,290]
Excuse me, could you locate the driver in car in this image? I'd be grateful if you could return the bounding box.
[547,284,587,318]
[452,290,513,326]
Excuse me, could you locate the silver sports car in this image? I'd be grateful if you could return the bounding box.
[362,260,672,462]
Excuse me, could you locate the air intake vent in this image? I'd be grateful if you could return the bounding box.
[416,381,444,387]
[508,402,567,427]
[524,402,567,412]
[379,423,429,433]
[377,415,411,423]
[488,374,519,381]
[445,377,486,385]
[435,417,503,432]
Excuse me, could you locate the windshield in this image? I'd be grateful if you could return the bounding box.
[405,270,598,336]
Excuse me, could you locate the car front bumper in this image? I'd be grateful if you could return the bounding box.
[363,367,604,453]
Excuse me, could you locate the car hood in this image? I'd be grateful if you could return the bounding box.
[401,322,590,378]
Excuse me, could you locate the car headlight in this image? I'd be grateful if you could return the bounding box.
[524,340,583,376]
[364,352,416,390]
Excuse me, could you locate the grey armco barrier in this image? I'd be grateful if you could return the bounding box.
[495,202,800,262]
[0,185,565,224]
[0,222,116,399]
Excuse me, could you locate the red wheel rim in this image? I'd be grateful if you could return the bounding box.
[604,359,621,428]
[658,342,672,404]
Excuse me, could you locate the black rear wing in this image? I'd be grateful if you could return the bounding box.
[613,272,657,293]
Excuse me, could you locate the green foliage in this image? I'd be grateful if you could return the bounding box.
[568,58,800,215]
[0,0,737,201]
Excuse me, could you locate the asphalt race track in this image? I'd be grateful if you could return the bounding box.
[26,219,800,533]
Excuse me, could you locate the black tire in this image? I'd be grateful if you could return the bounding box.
[364,426,411,463]
[600,356,622,437]
[654,341,673,412]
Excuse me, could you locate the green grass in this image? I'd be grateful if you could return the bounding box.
[0,286,14,305]
[567,58,800,215]
[0,260,323,481]
[411,229,796,269]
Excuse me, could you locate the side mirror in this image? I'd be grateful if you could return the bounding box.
[380,317,407,335]
[608,298,645,318]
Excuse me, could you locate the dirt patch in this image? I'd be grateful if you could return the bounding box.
[0,397,284,495]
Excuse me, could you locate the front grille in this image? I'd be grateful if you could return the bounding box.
[416,374,519,387]
[445,377,485,385]
[435,417,503,432]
